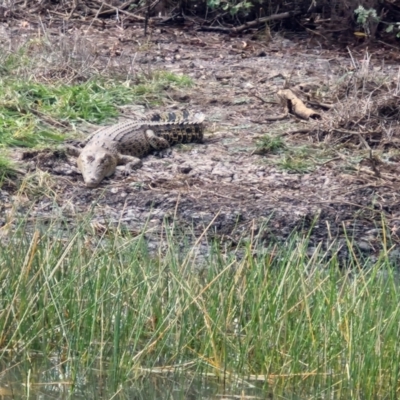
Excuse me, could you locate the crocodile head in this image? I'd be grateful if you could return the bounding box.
[77,148,118,188]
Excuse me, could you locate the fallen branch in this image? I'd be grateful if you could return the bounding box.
[277,89,321,120]
[252,93,279,104]
[251,112,289,123]
[91,0,145,20]
[307,100,333,110]
[285,129,311,135]
[198,10,301,33]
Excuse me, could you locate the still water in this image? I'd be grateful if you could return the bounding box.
[0,356,275,400]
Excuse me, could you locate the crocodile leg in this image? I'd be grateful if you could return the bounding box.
[65,145,82,157]
[118,154,143,174]
[145,129,171,150]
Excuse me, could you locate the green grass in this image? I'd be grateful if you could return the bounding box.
[255,136,320,173]
[0,217,399,398]
[0,46,31,76]
[0,151,18,179]
[0,71,193,150]
[277,153,315,173]
[0,40,194,151]
[152,70,193,87]
[255,134,286,154]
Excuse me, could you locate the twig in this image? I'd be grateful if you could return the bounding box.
[91,0,145,21]
[67,0,79,21]
[318,157,342,165]
[307,100,333,110]
[377,40,400,51]
[283,128,311,135]
[333,128,380,136]
[251,112,289,123]
[357,133,371,151]
[88,1,105,31]
[252,93,278,104]
[144,0,150,36]
[28,108,71,130]
[198,10,300,33]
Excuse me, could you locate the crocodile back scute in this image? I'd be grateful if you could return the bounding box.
[153,123,203,144]
[146,109,204,144]
[83,109,205,157]
[146,110,204,124]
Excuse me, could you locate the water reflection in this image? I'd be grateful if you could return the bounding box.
[0,357,271,400]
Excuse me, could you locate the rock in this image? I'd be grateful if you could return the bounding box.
[178,164,192,174]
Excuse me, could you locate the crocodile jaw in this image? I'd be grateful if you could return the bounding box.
[77,148,118,188]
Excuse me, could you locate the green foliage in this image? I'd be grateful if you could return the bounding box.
[354,5,380,36]
[277,153,314,173]
[0,47,31,76]
[0,151,17,180]
[207,0,253,16]
[386,22,400,38]
[255,134,286,154]
[354,5,379,25]
[153,70,193,87]
[256,138,317,173]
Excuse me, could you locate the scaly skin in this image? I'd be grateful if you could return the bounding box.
[67,111,205,188]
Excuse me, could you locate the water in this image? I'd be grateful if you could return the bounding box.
[0,356,271,400]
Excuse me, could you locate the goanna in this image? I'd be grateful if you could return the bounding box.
[66,110,205,188]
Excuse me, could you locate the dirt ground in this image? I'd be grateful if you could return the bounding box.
[2,19,400,261]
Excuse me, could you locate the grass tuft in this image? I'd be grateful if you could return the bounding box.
[255,134,286,154]
[0,151,18,180]
[276,153,315,173]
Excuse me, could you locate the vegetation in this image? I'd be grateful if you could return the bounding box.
[0,217,399,398]
[0,43,193,151]
[0,4,398,398]
[255,134,286,155]
[0,75,192,149]
[276,153,315,173]
[255,136,322,173]
[1,0,398,43]
[0,151,17,179]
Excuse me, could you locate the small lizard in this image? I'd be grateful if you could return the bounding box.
[66,110,205,188]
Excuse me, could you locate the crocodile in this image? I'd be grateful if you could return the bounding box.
[66,110,205,188]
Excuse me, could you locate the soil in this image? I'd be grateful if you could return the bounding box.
[2,19,400,261]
